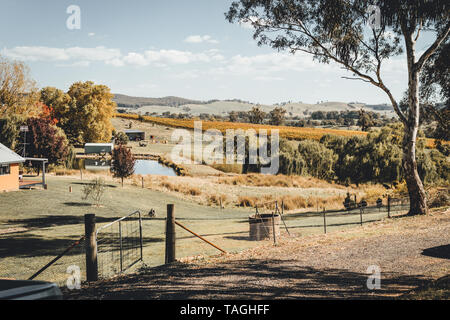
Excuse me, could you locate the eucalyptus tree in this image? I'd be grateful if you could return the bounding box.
[226,0,449,215]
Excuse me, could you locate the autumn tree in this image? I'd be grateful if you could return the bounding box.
[226,0,450,215]
[0,56,40,117]
[26,117,69,164]
[114,131,129,145]
[112,145,136,187]
[65,81,116,144]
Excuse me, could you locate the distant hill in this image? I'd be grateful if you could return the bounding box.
[113,94,396,118]
[113,94,204,108]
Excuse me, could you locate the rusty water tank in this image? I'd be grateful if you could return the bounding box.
[249,213,280,241]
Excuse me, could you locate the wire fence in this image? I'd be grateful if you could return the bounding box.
[30,237,86,287]
[96,211,143,279]
[1,196,411,286]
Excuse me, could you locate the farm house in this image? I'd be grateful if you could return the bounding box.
[0,143,25,192]
[125,130,145,141]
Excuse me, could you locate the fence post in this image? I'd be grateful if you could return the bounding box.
[359,207,363,226]
[323,208,327,234]
[272,202,277,245]
[142,176,144,188]
[165,204,176,264]
[84,214,98,282]
[387,195,391,218]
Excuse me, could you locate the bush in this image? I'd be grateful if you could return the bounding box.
[82,178,106,206]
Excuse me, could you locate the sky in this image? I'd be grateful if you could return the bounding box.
[0,0,434,105]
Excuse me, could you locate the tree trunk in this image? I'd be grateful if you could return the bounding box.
[403,67,428,216]
[402,125,428,215]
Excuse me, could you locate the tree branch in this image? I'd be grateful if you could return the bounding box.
[416,22,450,70]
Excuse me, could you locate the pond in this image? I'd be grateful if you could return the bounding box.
[74,159,177,176]
[134,160,177,176]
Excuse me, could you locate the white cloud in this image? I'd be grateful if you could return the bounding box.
[1,46,122,65]
[184,35,219,44]
[88,32,95,37]
[1,46,225,68]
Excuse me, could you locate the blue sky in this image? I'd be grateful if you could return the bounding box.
[0,0,420,104]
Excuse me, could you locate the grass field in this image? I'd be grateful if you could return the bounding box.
[0,175,407,286]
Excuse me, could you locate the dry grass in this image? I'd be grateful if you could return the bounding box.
[218,174,345,189]
[237,193,344,211]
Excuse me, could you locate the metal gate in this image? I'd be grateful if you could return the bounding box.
[96,211,143,279]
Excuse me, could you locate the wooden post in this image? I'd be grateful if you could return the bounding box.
[84,214,98,282]
[323,208,327,234]
[165,204,176,264]
[141,176,144,188]
[42,161,47,189]
[360,208,363,226]
[387,195,391,218]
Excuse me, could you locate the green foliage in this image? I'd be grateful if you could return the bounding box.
[269,107,287,126]
[279,123,448,186]
[0,114,23,150]
[357,109,375,132]
[297,140,337,180]
[248,106,266,124]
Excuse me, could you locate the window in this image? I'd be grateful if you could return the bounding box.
[0,164,11,175]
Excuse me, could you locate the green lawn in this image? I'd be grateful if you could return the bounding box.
[0,176,255,284]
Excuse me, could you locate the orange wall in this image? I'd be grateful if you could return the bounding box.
[0,163,20,192]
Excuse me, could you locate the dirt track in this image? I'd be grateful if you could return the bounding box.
[65,209,450,300]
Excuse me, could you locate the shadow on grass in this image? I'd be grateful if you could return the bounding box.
[63,259,431,300]
[6,215,118,229]
[0,234,162,259]
[70,182,118,188]
[422,244,450,260]
[63,202,93,207]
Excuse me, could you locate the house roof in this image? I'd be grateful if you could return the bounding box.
[0,143,25,165]
[84,143,114,147]
[124,130,145,134]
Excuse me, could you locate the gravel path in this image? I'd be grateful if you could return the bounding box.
[65,209,450,300]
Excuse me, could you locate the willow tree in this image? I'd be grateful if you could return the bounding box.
[226,0,449,215]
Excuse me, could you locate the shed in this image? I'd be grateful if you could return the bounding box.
[0,143,25,192]
[125,130,145,141]
[84,143,114,155]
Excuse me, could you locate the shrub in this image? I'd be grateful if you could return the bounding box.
[82,178,106,207]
